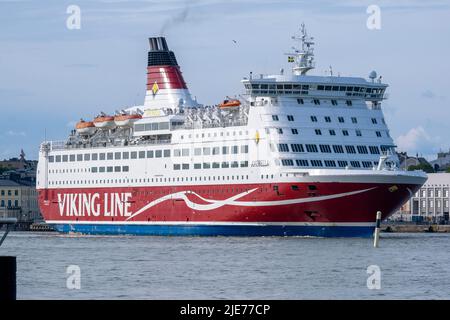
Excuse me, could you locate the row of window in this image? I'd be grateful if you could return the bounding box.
[274,113,385,125]
[174,161,249,170]
[49,145,250,164]
[0,199,19,207]
[279,159,377,168]
[174,145,249,157]
[244,83,384,95]
[270,127,385,138]
[274,143,391,155]
[48,175,252,186]
[416,188,450,198]
[0,190,19,196]
[91,166,129,173]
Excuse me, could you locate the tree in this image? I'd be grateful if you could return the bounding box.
[407,163,435,173]
[445,167,450,173]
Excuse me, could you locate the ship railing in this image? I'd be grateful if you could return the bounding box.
[171,120,248,130]
[47,138,172,151]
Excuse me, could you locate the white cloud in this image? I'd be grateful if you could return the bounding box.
[395,126,440,157]
[5,130,26,137]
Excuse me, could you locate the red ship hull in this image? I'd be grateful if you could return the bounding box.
[38,181,421,237]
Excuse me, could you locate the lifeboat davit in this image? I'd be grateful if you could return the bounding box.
[218,99,241,109]
[114,114,142,127]
[93,115,115,129]
[75,120,96,135]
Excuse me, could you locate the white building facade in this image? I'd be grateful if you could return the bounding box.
[410,173,450,223]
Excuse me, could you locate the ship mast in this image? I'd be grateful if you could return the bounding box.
[287,23,315,75]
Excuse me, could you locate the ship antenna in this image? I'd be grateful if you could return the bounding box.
[286,23,315,75]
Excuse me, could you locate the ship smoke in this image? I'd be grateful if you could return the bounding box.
[160,6,190,35]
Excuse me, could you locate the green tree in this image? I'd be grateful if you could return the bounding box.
[445,167,450,173]
[407,163,435,173]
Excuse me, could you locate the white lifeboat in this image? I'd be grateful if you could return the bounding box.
[114,113,142,127]
[93,114,115,129]
[75,120,96,135]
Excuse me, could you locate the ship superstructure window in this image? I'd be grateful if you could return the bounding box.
[147,150,154,158]
[357,146,368,154]
[99,153,106,160]
[131,151,137,159]
[164,150,170,157]
[281,159,294,166]
[63,155,68,162]
[329,129,336,136]
[351,117,357,124]
[311,160,323,167]
[55,155,61,162]
[331,100,338,106]
[291,128,298,135]
[319,145,332,153]
[232,146,239,154]
[291,144,304,152]
[297,98,304,104]
[221,162,229,168]
[311,116,318,122]
[91,167,98,173]
[371,118,378,124]
[350,161,361,168]
[315,129,322,135]
[241,145,249,153]
[338,160,348,167]
[338,117,344,123]
[324,160,336,167]
[305,144,318,153]
[342,130,349,136]
[313,99,320,105]
[69,154,75,162]
[356,130,362,137]
[362,161,372,168]
[49,156,54,162]
[346,100,352,106]
[77,154,83,161]
[278,144,289,152]
[333,145,344,153]
[277,128,283,134]
[155,150,162,158]
[123,166,129,172]
[222,146,229,154]
[139,151,146,158]
[287,115,294,121]
[114,166,121,172]
[114,152,121,160]
[296,159,309,166]
[369,146,380,154]
[376,131,382,137]
[345,145,356,154]
[272,115,279,121]
[324,116,331,123]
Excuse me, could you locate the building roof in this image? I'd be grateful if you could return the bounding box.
[0,179,21,187]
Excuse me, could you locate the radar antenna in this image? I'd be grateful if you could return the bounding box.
[286,23,315,75]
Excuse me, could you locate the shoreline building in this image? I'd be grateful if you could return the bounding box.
[0,179,40,222]
[408,173,450,223]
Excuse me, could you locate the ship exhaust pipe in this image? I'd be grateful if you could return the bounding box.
[144,36,198,111]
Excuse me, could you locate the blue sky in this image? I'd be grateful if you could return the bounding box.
[0,0,449,160]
